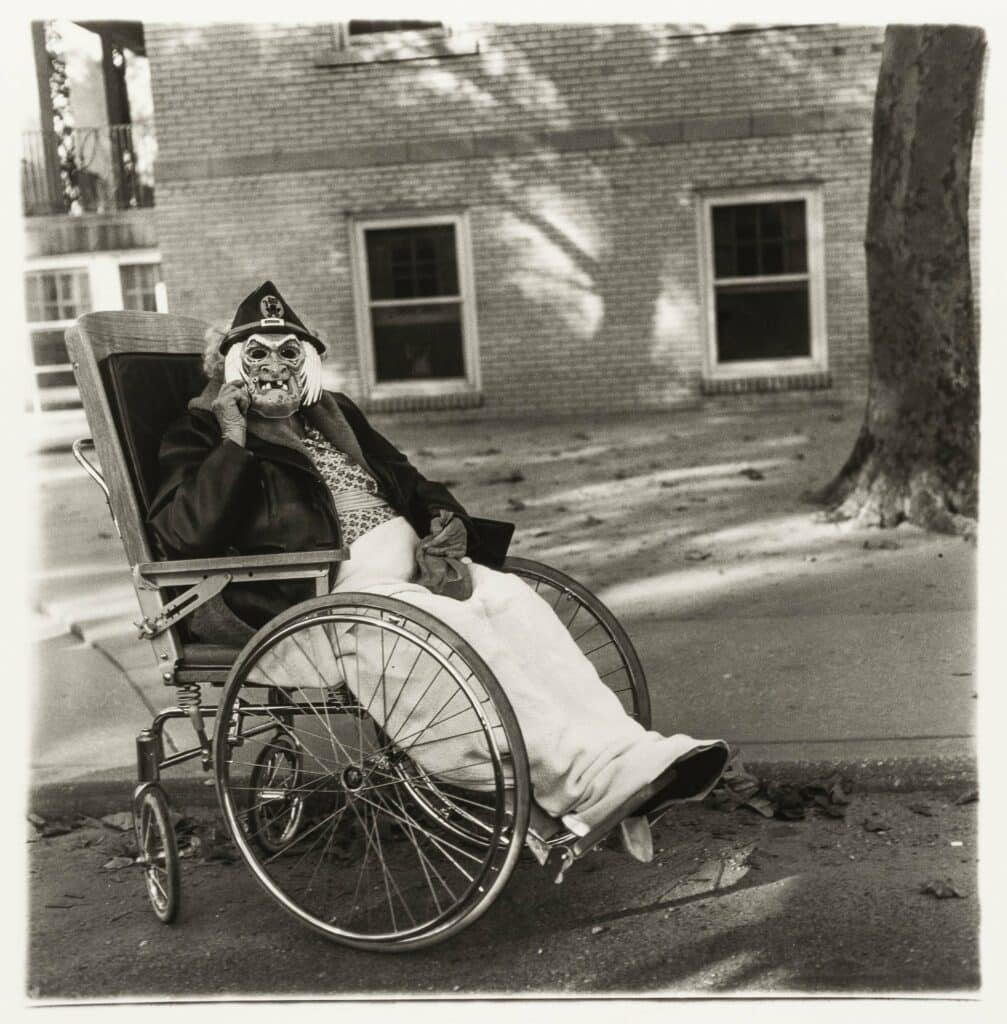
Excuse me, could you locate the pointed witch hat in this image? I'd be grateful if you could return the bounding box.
[218,281,326,354]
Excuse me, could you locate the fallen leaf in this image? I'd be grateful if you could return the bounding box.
[101,812,134,832]
[920,879,963,899]
[506,497,527,511]
[743,796,775,819]
[27,813,46,828]
[908,803,934,817]
[102,856,134,870]
[583,515,605,527]
[955,790,978,805]
[591,925,608,936]
[862,818,892,833]
[485,470,525,485]
[684,550,712,562]
[739,468,765,481]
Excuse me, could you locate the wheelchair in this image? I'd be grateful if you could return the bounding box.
[66,310,653,952]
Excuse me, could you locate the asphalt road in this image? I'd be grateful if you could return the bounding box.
[27,790,978,1000]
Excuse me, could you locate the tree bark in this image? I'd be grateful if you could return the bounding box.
[820,24,984,536]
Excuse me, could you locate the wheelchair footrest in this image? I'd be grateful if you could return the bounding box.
[540,777,669,882]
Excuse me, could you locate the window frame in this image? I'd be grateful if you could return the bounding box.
[24,249,166,412]
[349,212,482,402]
[316,22,479,67]
[696,186,828,380]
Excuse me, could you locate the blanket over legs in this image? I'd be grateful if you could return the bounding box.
[250,516,728,835]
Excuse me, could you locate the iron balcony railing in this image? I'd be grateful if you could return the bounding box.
[22,122,157,216]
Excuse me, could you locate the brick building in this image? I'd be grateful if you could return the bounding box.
[37,23,912,415]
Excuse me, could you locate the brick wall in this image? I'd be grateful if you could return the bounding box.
[147,22,886,415]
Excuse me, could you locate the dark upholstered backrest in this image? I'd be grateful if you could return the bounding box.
[99,352,206,516]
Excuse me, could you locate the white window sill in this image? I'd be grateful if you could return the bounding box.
[369,379,475,400]
[708,357,826,379]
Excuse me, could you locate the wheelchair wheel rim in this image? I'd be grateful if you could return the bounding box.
[215,600,529,950]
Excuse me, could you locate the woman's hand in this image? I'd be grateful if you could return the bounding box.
[211,381,251,447]
[421,510,467,557]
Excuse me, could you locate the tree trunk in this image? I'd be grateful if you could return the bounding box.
[820,24,984,536]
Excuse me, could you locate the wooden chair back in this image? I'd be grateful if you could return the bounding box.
[65,311,213,674]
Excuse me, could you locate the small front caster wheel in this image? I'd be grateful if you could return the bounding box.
[133,783,180,924]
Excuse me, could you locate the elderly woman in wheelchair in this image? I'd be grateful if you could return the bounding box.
[125,282,728,949]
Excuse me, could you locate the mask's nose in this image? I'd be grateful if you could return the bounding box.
[265,351,288,376]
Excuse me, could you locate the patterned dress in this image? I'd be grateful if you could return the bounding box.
[300,425,397,546]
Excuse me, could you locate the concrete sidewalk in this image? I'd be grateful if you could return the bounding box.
[26,397,977,815]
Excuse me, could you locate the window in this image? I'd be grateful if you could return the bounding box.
[24,269,92,411]
[699,188,827,379]
[315,21,478,66]
[347,20,444,39]
[351,214,480,399]
[24,252,166,411]
[119,262,162,312]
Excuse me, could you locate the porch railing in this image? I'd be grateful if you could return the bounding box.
[22,122,157,216]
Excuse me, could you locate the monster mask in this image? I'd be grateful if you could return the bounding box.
[224,333,311,419]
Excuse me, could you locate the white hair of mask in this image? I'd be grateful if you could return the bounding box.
[218,334,323,406]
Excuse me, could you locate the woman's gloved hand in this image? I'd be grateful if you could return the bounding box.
[416,511,472,599]
[211,381,250,447]
[421,510,468,557]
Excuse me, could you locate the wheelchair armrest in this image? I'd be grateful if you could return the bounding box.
[134,549,349,586]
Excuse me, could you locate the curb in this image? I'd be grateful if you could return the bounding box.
[28,752,977,821]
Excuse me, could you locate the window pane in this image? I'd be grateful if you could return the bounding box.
[31,330,71,366]
[715,281,810,362]
[710,200,808,279]
[36,369,77,389]
[120,263,161,311]
[366,225,459,300]
[24,270,91,322]
[349,20,443,36]
[371,303,465,382]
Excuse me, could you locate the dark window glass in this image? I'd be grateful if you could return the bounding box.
[715,281,810,362]
[371,303,464,382]
[24,270,91,322]
[349,20,443,36]
[711,201,807,278]
[36,369,77,389]
[31,330,71,366]
[120,263,161,311]
[366,225,458,300]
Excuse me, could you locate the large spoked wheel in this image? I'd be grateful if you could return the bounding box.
[248,729,306,856]
[502,557,651,728]
[214,593,531,952]
[133,783,180,924]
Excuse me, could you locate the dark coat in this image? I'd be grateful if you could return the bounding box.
[148,390,514,629]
